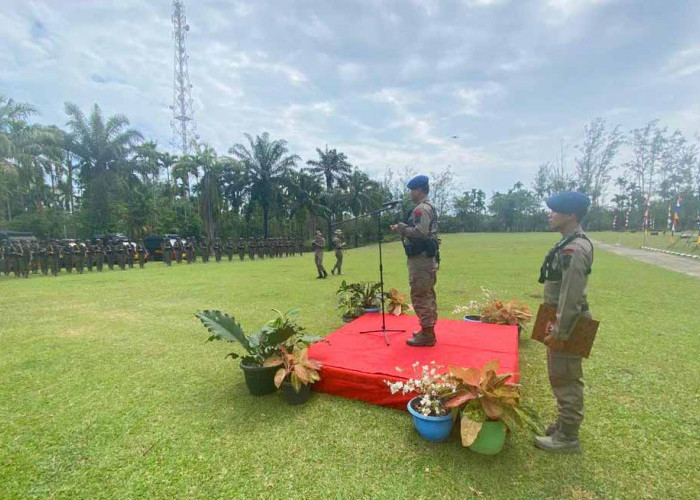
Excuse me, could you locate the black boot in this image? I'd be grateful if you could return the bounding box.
[406,326,436,347]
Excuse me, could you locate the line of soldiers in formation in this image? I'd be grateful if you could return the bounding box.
[160,237,305,266]
[0,236,307,278]
[0,239,148,278]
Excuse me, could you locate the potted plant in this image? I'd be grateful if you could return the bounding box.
[385,362,457,442]
[386,288,411,316]
[443,360,543,455]
[264,345,322,405]
[454,288,532,334]
[337,286,364,322]
[336,281,382,320]
[195,308,308,396]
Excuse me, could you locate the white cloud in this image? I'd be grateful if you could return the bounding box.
[664,46,700,79]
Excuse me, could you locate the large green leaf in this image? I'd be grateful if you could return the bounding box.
[195,310,251,354]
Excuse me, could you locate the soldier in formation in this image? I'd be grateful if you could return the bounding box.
[174,238,183,264]
[238,238,245,261]
[214,238,223,262]
[162,238,173,266]
[137,241,147,268]
[226,238,234,261]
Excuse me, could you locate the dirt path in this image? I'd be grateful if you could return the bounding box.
[593,240,700,279]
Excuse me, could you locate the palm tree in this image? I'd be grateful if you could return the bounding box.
[343,168,380,247]
[229,132,299,238]
[0,96,39,220]
[0,96,37,162]
[192,144,222,240]
[64,102,143,232]
[305,145,352,191]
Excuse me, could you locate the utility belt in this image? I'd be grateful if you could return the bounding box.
[403,237,439,259]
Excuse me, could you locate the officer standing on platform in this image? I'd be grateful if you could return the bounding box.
[390,175,439,347]
[534,191,594,454]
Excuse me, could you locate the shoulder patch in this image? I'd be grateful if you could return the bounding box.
[559,248,575,254]
[413,208,423,216]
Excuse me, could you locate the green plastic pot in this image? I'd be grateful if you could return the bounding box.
[468,420,507,455]
[240,361,277,396]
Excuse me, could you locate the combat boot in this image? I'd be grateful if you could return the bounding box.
[406,326,436,347]
[534,429,582,454]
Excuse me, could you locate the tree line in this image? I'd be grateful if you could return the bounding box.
[2,96,699,243]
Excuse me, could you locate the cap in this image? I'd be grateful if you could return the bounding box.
[407,175,429,190]
[546,191,591,218]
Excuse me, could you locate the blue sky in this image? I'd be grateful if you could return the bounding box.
[2,0,700,194]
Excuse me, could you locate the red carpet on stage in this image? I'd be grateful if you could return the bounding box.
[308,313,519,410]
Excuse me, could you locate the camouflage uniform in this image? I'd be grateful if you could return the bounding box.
[85,242,93,272]
[64,243,73,274]
[162,239,173,266]
[226,238,234,261]
[116,243,126,270]
[331,231,345,275]
[138,242,147,268]
[395,195,439,345]
[238,238,245,261]
[248,238,255,261]
[214,238,223,262]
[75,242,85,274]
[105,243,114,270]
[127,243,135,269]
[95,241,105,272]
[312,231,327,279]
[541,225,593,445]
[174,239,183,264]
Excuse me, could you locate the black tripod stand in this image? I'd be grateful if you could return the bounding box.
[333,203,405,346]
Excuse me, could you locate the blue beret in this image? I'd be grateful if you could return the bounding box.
[407,175,429,190]
[546,191,591,216]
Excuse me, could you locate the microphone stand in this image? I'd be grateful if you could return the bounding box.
[332,204,405,346]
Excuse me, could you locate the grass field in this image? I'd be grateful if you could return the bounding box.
[1,233,699,499]
[591,230,700,255]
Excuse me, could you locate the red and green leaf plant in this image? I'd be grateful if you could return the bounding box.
[264,345,322,393]
[386,288,411,316]
[442,360,544,447]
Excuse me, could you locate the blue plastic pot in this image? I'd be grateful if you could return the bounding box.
[463,315,482,323]
[407,397,455,442]
[364,307,380,313]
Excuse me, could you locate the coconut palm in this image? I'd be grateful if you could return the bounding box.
[229,132,299,238]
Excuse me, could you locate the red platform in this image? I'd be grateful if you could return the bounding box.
[309,313,519,410]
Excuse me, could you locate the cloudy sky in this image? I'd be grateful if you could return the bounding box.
[2,0,700,193]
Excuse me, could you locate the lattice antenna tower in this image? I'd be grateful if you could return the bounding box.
[170,0,197,156]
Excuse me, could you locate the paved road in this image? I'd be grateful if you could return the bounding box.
[593,240,700,279]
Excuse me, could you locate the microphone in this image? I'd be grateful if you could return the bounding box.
[382,200,400,209]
